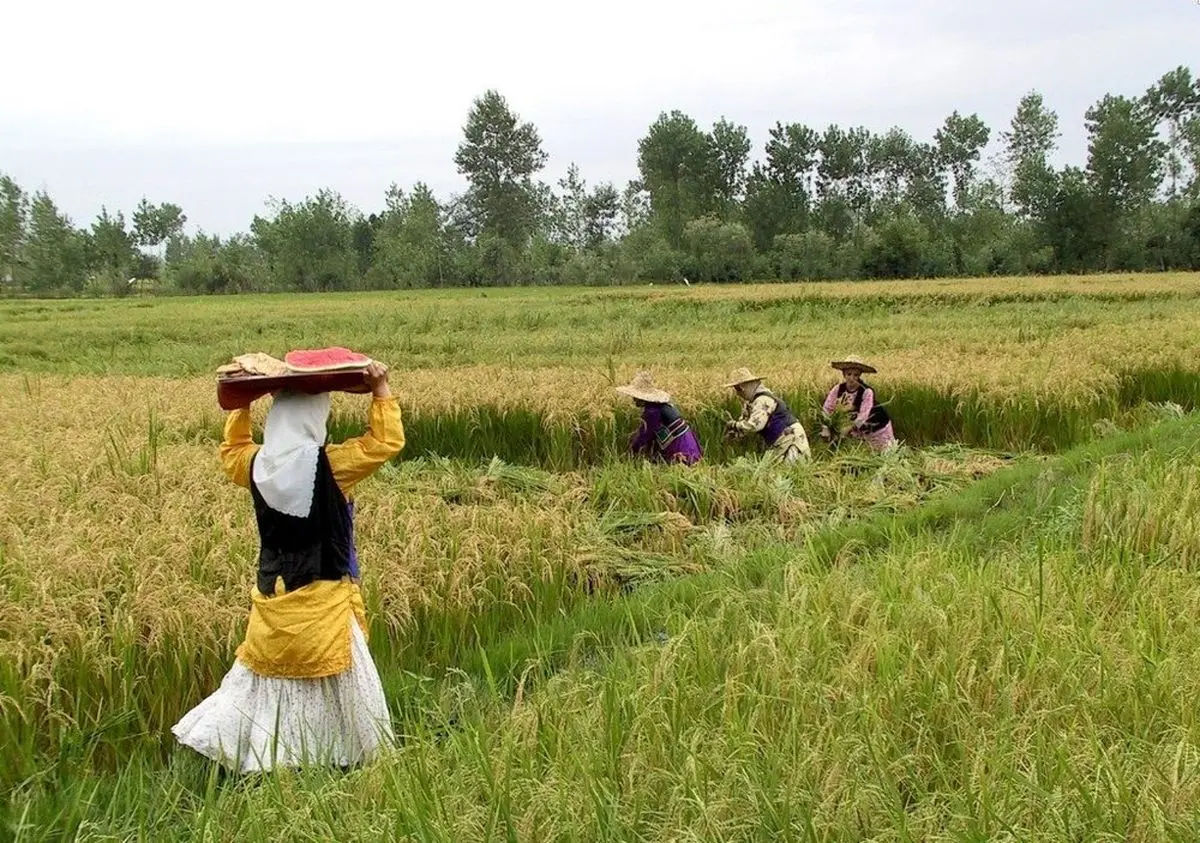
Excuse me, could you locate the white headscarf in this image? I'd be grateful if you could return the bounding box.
[251,391,332,518]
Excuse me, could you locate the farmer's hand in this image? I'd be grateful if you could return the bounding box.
[365,361,392,398]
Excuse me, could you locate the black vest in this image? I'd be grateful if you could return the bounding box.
[249,448,354,597]
[758,389,799,445]
[660,402,682,426]
[653,402,692,450]
[836,382,891,432]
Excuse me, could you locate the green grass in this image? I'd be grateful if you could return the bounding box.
[0,444,1005,791]
[6,279,1200,840]
[1,279,1199,377]
[343,382,1197,462]
[8,280,1200,461]
[7,418,1200,840]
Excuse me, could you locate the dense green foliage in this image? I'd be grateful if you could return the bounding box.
[3,66,1200,296]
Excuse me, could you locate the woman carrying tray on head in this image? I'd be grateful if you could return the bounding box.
[616,371,703,465]
[820,356,897,451]
[173,357,405,773]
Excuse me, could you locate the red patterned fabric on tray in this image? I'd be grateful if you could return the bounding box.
[284,348,372,373]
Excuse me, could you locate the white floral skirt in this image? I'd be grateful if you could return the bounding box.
[172,618,393,773]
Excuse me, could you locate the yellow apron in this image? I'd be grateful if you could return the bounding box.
[235,577,369,679]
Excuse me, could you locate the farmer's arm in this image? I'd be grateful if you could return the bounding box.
[732,395,773,433]
[822,385,840,416]
[852,388,875,428]
[629,421,653,454]
[327,364,405,494]
[629,407,659,454]
[219,408,258,488]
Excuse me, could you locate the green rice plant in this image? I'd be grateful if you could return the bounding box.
[589,462,742,524]
[21,420,1200,842]
[103,410,162,479]
[479,456,563,496]
[1083,450,1200,570]
[375,407,626,470]
[1117,365,1200,410]
[822,401,855,448]
[594,508,689,538]
[8,278,1200,839]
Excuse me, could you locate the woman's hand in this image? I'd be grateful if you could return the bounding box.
[365,361,392,398]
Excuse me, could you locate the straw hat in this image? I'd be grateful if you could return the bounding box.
[831,355,877,374]
[615,370,672,403]
[723,367,764,388]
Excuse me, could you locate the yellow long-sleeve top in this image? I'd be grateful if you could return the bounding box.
[223,395,406,679]
[219,395,406,499]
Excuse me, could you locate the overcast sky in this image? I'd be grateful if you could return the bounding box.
[2,0,1196,236]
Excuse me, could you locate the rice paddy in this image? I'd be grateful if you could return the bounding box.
[3,273,1200,840]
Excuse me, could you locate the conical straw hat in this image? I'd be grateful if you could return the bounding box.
[723,367,763,388]
[615,370,672,403]
[831,355,877,374]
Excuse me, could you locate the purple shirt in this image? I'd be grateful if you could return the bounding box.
[629,403,703,465]
[346,501,359,578]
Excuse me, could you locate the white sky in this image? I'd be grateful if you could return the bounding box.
[2,0,1196,235]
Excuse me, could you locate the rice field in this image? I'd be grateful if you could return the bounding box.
[3,273,1200,840]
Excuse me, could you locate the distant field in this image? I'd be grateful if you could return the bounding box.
[4,274,1200,389]
[3,272,1199,455]
[4,274,1200,840]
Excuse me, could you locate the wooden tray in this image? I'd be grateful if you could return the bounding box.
[217,369,371,410]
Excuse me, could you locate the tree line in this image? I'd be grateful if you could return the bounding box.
[2,65,1199,296]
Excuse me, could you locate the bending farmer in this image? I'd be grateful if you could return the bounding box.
[617,370,703,465]
[723,367,811,463]
[821,355,897,451]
